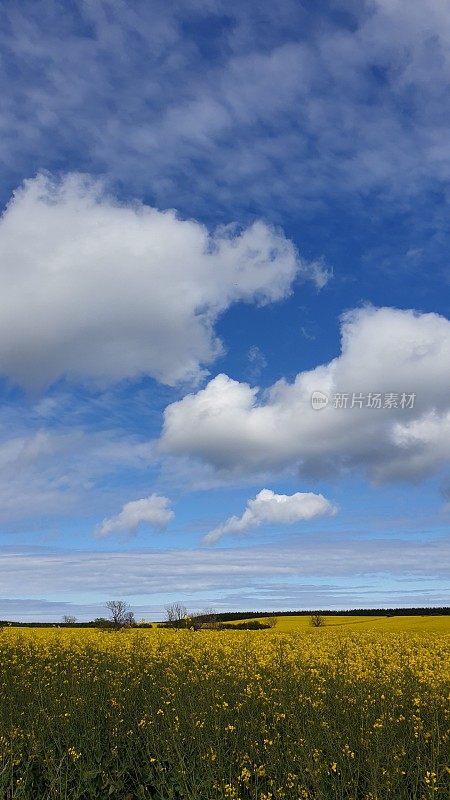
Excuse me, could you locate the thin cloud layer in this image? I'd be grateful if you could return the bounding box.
[0,173,325,389]
[161,306,450,483]
[0,425,154,523]
[2,2,450,219]
[0,536,447,602]
[95,494,174,539]
[204,488,336,544]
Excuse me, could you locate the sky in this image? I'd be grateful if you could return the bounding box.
[0,0,449,621]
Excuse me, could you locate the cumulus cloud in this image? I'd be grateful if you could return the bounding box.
[203,488,336,544]
[161,306,450,483]
[0,173,325,389]
[95,494,174,539]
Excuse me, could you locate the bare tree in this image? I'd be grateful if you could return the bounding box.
[310,614,325,627]
[106,600,133,628]
[123,610,136,627]
[165,602,188,628]
[62,615,77,624]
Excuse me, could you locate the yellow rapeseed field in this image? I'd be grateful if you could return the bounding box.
[240,615,450,634]
[0,621,448,799]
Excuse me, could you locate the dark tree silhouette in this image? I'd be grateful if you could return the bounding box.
[105,600,133,628]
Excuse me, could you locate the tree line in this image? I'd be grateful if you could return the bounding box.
[0,603,447,628]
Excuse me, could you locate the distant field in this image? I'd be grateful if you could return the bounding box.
[238,614,450,634]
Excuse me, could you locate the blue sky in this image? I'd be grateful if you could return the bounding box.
[0,0,449,620]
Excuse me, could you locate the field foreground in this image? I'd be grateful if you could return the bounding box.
[0,622,449,799]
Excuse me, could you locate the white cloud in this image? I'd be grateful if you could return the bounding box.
[0,536,447,607]
[246,345,267,380]
[204,488,336,544]
[0,173,325,389]
[0,421,154,523]
[161,306,450,483]
[384,410,450,484]
[95,494,174,539]
[2,1,450,219]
